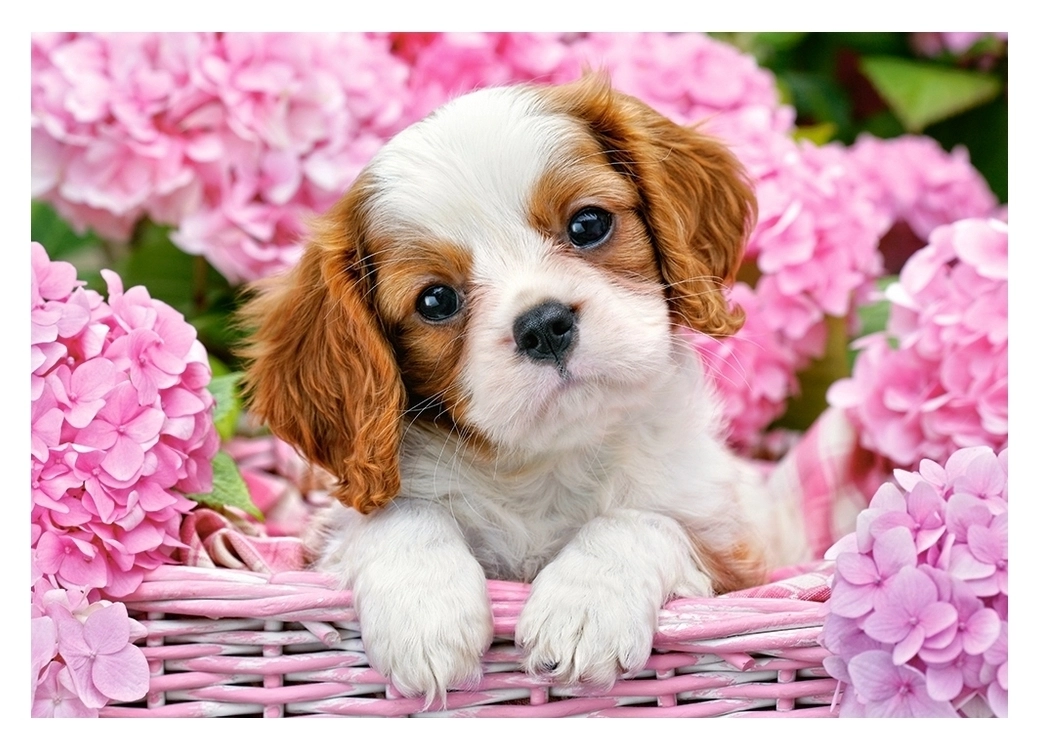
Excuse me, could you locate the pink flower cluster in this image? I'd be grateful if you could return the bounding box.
[31,572,150,717]
[847,134,1000,243]
[32,241,218,712]
[32,33,412,283]
[691,119,888,444]
[822,446,1008,717]
[828,218,1007,468]
[32,243,218,598]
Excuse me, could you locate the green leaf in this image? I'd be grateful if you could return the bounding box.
[859,56,1002,132]
[793,122,837,145]
[774,314,851,432]
[207,372,244,442]
[117,221,201,312]
[779,71,854,138]
[188,451,263,521]
[856,275,898,338]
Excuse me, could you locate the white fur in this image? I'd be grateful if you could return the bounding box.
[311,85,809,703]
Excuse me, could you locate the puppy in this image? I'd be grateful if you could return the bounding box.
[240,74,806,702]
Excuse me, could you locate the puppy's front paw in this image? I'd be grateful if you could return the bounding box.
[356,557,493,704]
[515,567,660,690]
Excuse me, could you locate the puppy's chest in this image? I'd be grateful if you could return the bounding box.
[406,453,618,582]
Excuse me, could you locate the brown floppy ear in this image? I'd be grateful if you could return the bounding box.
[238,180,406,513]
[546,74,757,336]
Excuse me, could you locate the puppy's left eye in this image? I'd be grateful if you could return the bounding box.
[416,285,462,322]
[567,207,613,249]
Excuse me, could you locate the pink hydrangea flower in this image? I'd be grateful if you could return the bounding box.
[49,601,150,708]
[828,218,1007,468]
[31,242,216,713]
[862,567,957,665]
[829,526,917,619]
[33,662,99,718]
[823,446,1008,717]
[847,134,998,245]
[688,283,801,447]
[32,33,413,283]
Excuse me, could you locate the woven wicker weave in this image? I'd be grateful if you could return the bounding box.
[102,565,838,718]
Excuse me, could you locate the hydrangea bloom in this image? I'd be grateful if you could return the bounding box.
[847,134,999,244]
[32,32,412,283]
[690,282,801,442]
[822,446,1008,717]
[389,32,581,121]
[32,241,218,712]
[31,572,150,717]
[567,32,784,126]
[828,218,1007,468]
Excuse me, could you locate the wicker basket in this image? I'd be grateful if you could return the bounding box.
[101,565,838,718]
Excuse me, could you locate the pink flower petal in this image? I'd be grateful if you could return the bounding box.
[925,663,963,702]
[82,602,132,655]
[963,608,1001,655]
[90,643,150,702]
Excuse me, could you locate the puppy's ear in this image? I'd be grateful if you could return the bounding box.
[546,74,756,337]
[238,180,406,513]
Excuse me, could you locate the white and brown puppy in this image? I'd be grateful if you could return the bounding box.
[241,75,806,702]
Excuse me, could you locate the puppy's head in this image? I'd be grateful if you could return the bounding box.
[240,74,756,512]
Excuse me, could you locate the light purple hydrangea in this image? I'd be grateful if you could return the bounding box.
[822,445,1008,717]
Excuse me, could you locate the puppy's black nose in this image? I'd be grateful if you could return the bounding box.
[513,301,576,364]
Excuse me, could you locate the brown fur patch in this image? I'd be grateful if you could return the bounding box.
[237,175,406,514]
[539,73,757,338]
[528,132,663,293]
[696,538,769,595]
[368,235,474,427]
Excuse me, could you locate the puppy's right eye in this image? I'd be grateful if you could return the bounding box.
[416,285,462,322]
[567,206,613,249]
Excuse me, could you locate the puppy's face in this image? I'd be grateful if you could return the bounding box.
[240,75,755,510]
[365,87,673,451]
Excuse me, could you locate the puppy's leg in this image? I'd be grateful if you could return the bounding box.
[315,500,493,704]
[515,508,712,689]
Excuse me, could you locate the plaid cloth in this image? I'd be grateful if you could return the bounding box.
[179,508,307,573]
[179,408,886,601]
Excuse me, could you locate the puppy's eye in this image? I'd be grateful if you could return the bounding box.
[567,207,613,249]
[416,285,462,322]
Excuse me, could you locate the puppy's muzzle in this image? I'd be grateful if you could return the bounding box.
[513,300,576,366]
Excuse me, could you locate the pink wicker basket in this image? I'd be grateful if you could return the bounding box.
[101,565,838,718]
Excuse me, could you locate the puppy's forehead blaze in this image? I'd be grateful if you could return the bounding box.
[358,86,654,292]
[361,87,569,247]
